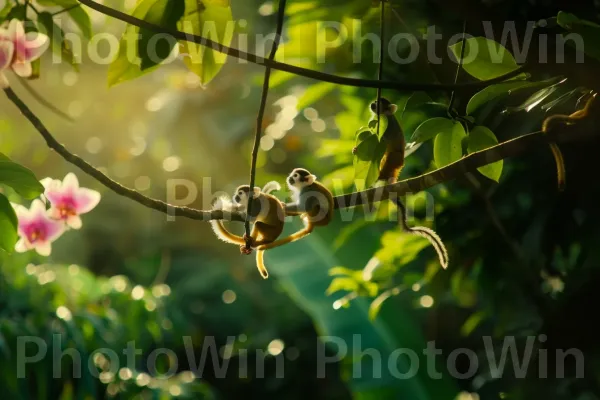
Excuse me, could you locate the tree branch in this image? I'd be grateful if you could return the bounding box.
[6,88,590,223]
[77,0,528,92]
[333,128,580,209]
[244,0,287,248]
[3,87,246,222]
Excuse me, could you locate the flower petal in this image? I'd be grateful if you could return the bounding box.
[11,60,31,77]
[30,199,47,216]
[74,188,100,214]
[0,40,14,70]
[35,241,51,256]
[45,219,65,242]
[67,215,82,229]
[40,177,59,190]
[7,20,23,42]
[11,202,29,220]
[15,238,31,253]
[24,32,49,61]
[62,173,79,193]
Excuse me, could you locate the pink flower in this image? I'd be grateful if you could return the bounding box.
[0,19,49,87]
[13,199,65,256]
[42,173,101,229]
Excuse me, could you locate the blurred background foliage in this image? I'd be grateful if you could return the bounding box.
[2,0,600,399]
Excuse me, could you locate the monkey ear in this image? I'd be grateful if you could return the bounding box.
[252,187,261,198]
[306,174,316,185]
[389,104,398,114]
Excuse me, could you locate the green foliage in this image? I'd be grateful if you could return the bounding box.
[410,117,454,144]
[449,37,520,80]
[138,0,185,70]
[352,129,386,190]
[36,0,93,38]
[37,12,79,72]
[433,121,466,168]
[467,126,503,182]
[178,0,234,84]
[0,153,44,199]
[0,194,18,253]
[556,11,600,61]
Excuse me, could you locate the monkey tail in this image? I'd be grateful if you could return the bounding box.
[256,250,269,279]
[209,220,245,246]
[549,143,566,191]
[262,181,282,194]
[394,198,449,269]
[257,218,314,251]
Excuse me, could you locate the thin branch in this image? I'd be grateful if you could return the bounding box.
[76,0,528,92]
[6,88,592,222]
[16,77,75,122]
[244,0,287,248]
[375,0,385,138]
[448,20,467,114]
[3,87,244,222]
[333,127,582,209]
[51,4,81,17]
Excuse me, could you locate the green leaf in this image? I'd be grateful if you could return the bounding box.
[449,37,519,80]
[504,81,565,113]
[0,2,14,22]
[297,82,336,109]
[409,117,454,144]
[353,133,386,190]
[36,0,92,38]
[325,277,359,295]
[556,12,600,62]
[37,12,79,71]
[138,0,185,70]
[107,0,163,86]
[0,193,18,253]
[401,102,448,140]
[179,0,234,85]
[433,121,466,168]
[467,126,503,182]
[0,153,44,199]
[368,115,388,139]
[467,81,536,115]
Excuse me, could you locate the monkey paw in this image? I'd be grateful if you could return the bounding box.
[240,245,253,255]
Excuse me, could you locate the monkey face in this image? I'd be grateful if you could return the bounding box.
[233,185,260,206]
[287,168,316,190]
[370,97,398,115]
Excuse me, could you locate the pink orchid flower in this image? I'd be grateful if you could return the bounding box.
[13,199,65,256]
[42,173,101,229]
[0,19,49,87]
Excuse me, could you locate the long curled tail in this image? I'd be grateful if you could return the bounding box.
[209,196,245,245]
[256,250,269,279]
[541,93,597,191]
[394,198,449,269]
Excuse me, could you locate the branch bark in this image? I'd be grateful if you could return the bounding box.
[77,0,527,92]
[5,88,586,222]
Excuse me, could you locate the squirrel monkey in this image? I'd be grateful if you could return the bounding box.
[209,182,285,279]
[253,168,334,252]
[541,92,596,191]
[370,97,449,269]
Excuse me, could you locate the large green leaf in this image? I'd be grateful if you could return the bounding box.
[36,0,92,38]
[401,102,448,140]
[37,12,79,71]
[409,117,454,144]
[449,37,519,81]
[353,133,386,190]
[138,0,185,70]
[466,78,560,115]
[467,126,503,182]
[264,218,459,399]
[178,0,234,84]
[107,0,163,87]
[0,193,18,253]
[433,121,466,168]
[0,153,44,199]
[556,12,600,61]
